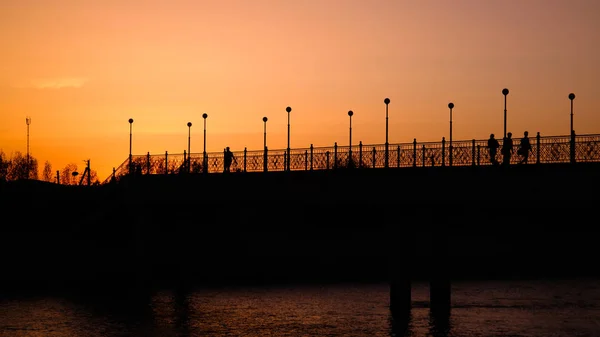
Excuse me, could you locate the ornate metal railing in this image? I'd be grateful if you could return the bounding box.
[102,133,600,184]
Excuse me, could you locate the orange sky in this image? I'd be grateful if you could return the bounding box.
[1,0,599,181]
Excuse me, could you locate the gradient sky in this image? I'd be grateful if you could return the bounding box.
[1,0,599,180]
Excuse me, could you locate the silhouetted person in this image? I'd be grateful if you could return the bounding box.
[517,131,532,164]
[501,132,513,166]
[223,147,236,173]
[487,133,500,165]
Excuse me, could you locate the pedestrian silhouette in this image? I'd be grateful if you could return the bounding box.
[487,133,500,165]
[223,147,237,173]
[517,131,532,164]
[501,132,513,166]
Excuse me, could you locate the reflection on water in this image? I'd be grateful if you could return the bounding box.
[1,279,599,337]
[428,309,451,337]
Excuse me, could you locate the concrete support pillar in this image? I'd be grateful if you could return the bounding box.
[389,232,412,315]
[430,232,451,315]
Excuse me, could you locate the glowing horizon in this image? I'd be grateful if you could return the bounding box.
[1,0,599,181]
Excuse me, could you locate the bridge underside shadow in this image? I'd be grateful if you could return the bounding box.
[108,162,597,229]
[1,163,598,290]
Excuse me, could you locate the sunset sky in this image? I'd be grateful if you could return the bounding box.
[1,0,599,180]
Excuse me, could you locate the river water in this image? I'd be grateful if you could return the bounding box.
[1,278,599,337]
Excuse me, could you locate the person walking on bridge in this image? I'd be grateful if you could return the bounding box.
[487,133,500,166]
[501,132,514,166]
[223,147,237,173]
[518,131,532,164]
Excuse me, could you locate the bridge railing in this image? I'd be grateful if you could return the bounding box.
[102,133,600,184]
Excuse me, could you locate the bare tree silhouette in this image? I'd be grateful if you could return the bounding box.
[2,151,38,180]
[61,163,78,185]
[88,169,99,184]
[0,150,8,181]
[42,160,53,182]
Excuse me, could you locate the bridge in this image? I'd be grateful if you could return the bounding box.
[103,132,600,183]
[92,131,600,318]
[3,131,598,322]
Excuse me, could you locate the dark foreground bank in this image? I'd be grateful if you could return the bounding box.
[1,163,598,291]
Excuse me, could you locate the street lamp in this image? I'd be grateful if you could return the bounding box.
[384,98,390,168]
[569,93,576,135]
[448,102,454,166]
[348,110,353,167]
[263,116,268,172]
[26,117,31,179]
[502,88,509,139]
[187,121,192,172]
[128,118,134,174]
[286,106,292,171]
[202,113,208,173]
[569,93,576,163]
[263,116,268,149]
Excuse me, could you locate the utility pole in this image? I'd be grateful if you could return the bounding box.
[26,117,31,178]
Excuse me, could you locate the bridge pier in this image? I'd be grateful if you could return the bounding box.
[389,231,451,316]
[430,232,451,314]
[390,275,411,314]
[389,233,412,314]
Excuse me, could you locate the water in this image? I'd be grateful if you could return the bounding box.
[1,279,599,337]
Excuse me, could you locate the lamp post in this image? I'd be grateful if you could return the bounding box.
[263,116,268,172]
[502,88,509,139]
[448,102,454,166]
[348,110,353,167]
[202,113,208,173]
[128,118,134,174]
[286,106,292,171]
[569,93,576,163]
[384,98,390,168]
[26,117,31,179]
[187,122,192,172]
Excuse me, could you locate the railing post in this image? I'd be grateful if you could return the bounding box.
[183,150,187,173]
[413,139,417,167]
[305,150,308,171]
[147,152,151,174]
[206,153,210,173]
[472,139,476,166]
[263,146,268,172]
[359,141,363,168]
[397,146,401,168]
[372,147,376,168]
[165,151,168,174]
[310,144,314,171]
[112,167,116,180]
[422,144,426,167]
[244,147,247,172]
[536,132,541,164]
[334,142,338,169]
[441,137,446,167]
[570,130,576,164]
[326,151,330,170]
[476,145,481,166]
